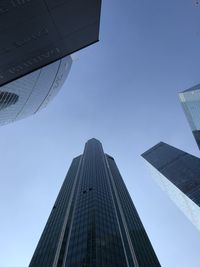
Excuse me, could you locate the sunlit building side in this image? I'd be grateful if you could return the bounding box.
[179,84,200,149]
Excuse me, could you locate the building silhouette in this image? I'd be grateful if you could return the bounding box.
[0,56,72,125]
[29,138,161,267]
[142,142,200,231]
[179,84,200,149]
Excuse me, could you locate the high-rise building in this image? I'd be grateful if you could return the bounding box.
[0,56,72,125]
[179,84,200,149]
[142,142,200,231]
[0,0,102,86]
[29,138,161,267]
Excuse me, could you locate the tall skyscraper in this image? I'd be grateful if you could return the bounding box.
[0,56,72,125]
[179,84,200,149]
[0,0,102,86]
[29,138,161,267]
[142,142,200,231]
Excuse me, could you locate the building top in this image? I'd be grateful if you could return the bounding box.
[141,142,187,170]
[142,142,200,196]
[181,84,200,93]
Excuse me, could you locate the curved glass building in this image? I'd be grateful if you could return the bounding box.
[0,56,72,125]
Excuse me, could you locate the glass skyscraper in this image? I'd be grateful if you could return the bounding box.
[179,84,200,149]
[0,56,72,125]
[0,0,101,86]
[142,142,200,231]
[29,138,161,267]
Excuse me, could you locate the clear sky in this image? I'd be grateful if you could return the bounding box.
[1,0,200,266]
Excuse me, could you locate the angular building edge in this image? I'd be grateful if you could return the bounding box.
[178,86,200,150]
[142,141,200,232]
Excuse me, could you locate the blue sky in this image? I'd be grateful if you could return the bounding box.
[1,0,200,266]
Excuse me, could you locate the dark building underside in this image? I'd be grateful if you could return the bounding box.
[0,0,101,86]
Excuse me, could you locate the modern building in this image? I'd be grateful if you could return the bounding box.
[29,138,161,267]
[142,142,200,231]
[0,0,102,86]
[179,84,200,149]
[0,56,72,125]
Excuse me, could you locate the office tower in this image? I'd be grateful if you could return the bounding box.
[179,84,200,149]
[0,56,72,125]
[29,138,161,267]
[0,0,102,86]
[142,142,200,231]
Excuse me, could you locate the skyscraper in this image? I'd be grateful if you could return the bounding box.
[0,0,102,86]
[29,138,161,267]
[0,55,72,125]
[179,84,200,149]
[142,142,200,231]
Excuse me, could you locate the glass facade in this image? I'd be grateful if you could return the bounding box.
[179,84,200,149]
[0,55,72,125]
[0,0,101,86]
[29,139,161,267]
[142,142,200,231]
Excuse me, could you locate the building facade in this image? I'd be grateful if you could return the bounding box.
[0,0,101,86]
[179,84,200,149]
[142,142,200,231]
[29,138,161,267]
[0,56,72,125]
